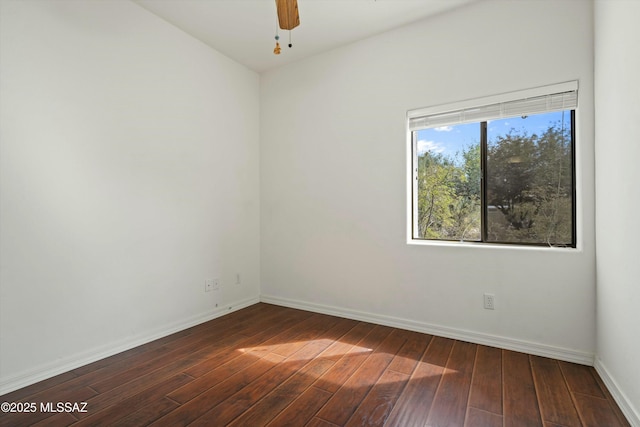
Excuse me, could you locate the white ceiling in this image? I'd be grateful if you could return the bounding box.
[135,0,476,73]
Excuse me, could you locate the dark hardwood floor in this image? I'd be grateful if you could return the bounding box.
[0,303,630,426]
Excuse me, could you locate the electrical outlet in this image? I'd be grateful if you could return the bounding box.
[484,293,495,310]
[212,279,220,290]
[205,279,214,292]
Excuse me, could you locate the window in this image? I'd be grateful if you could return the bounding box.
[408,82,577,247]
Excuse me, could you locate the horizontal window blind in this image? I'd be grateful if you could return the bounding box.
[409,84,578,132]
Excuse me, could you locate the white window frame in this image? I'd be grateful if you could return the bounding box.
[406,81,579,249]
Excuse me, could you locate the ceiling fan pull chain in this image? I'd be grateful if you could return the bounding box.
[274,37,281,55]
[289,30,292,48]
[273,18,281,55]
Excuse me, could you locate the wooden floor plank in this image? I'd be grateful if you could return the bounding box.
[316,322,375,362]
[503,350,543,427]
[313,325,393,394]
[191,326,347,426]
[168,350,267,404]
[115,397,179,427]
[73,334,258,419]
[530,355,581,427]
[168,311,327,404]
[465,407,503,427]
[345,332,429,426]
[344,369,410,426]
[183,307,313,378]
[573,392,628,427]
[384,335,454,427]
[307,417,340,427]
[425,340,477,427]
[0,304,631,427]
[386,330,431,376]
[266,386,333,427]
[270,314,342,357]
[30,412,78,427]
[558,361,606,398]
[72,373,193,426]
[468,345,502,415]
[228,358,335,426]
[149,352,286,427]
[316,329,407,425]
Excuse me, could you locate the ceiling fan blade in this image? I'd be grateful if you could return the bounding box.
[276,0,300,30]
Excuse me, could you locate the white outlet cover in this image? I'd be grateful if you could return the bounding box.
[484,293,495,310]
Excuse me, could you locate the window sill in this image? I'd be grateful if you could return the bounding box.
[406,238,580,253]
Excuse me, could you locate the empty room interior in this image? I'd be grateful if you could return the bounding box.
[1,0,639,426]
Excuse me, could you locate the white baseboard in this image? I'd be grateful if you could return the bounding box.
[594,358,640,427]
[260,294,595,366]
[0,296,259,396]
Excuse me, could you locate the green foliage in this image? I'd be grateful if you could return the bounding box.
[416,120,573,246]
[417,145,480,241]
[486,123,573,245]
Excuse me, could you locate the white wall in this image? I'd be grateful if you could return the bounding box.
[0,0,260,392]
[595,1,640,423]
[261,0,596,361]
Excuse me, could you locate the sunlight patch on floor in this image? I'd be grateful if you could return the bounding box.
[237,339,373,357]
[236,339,459,384]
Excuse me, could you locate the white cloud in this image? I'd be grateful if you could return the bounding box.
[417,140,445,155]
[434,126,453,132]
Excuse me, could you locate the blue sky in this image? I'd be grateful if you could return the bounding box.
[416,111,570,164]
